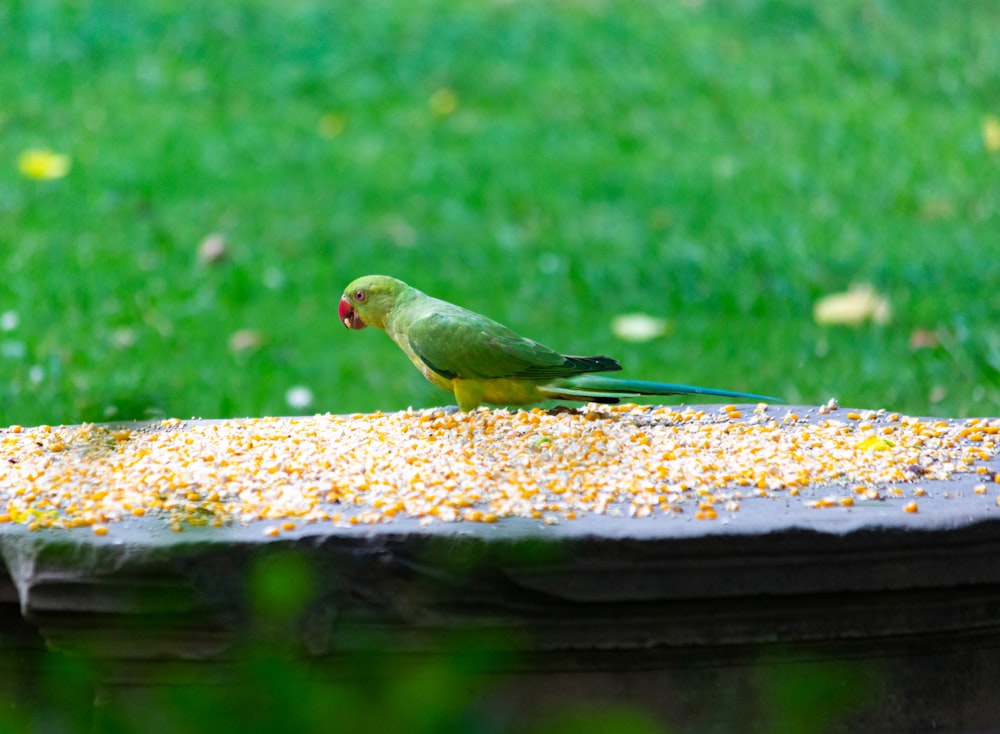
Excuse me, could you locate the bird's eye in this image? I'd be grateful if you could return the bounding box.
[354,290,366,302]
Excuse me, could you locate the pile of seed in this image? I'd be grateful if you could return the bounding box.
[0,403,997,536]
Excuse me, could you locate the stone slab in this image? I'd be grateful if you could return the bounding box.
[0,405,999,732]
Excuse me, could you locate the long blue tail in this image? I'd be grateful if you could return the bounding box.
[540,375,780,404]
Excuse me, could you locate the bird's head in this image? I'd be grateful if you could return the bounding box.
[339,275,408,331]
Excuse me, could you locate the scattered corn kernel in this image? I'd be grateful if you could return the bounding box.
[0,407,995,532]
[695,506,718,520]
[903,501,919,513]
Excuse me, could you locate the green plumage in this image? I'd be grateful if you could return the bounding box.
[339,275,779,411]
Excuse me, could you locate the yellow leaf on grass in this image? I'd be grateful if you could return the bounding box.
[984,115,1000,153]
[813,284,891,326]
[429,88,458,116]
[611,313,670,343]
[318,113,346,138]
[18,149,71,180]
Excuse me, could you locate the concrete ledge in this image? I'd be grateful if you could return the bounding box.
[1,404,999,732]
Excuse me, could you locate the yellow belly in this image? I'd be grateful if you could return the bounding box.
[426,370,544,411]
[406,345,544,410]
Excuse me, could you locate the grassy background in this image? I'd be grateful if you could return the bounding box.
[2,0,1000,425]
[0,3,994,728]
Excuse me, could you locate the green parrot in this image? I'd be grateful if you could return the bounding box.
[338,275,779,411]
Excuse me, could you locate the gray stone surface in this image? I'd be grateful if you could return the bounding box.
[1,406,999,732]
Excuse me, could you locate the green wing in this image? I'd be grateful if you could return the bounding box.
[406,311,619,381]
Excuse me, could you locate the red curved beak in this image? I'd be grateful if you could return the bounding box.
[338,296,367,330]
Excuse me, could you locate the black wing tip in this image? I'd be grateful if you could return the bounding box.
[564,355,622,374]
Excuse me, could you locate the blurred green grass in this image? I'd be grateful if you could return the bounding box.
[2,0,999,424]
